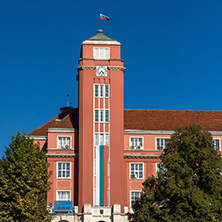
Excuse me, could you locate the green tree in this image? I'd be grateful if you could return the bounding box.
[129,124,222,222]
[0,132,53,222]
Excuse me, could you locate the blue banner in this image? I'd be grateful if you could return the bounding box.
[54,201,73,212]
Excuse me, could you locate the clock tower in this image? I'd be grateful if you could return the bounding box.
[77,29,126,212]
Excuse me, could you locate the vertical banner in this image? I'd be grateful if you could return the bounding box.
[95,145,108,206]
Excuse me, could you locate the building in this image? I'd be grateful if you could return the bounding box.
[29,29,222,222]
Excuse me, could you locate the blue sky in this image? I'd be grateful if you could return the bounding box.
[0,0,222,157]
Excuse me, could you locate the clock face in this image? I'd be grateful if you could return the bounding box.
[96,66,107,76]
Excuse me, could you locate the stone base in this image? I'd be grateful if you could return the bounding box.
[52,204,129,222]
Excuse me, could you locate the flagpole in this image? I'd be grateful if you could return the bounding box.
[99,17,101,29]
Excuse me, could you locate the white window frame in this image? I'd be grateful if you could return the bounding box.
[57,136,71,149]
[155,137,169,150]
[57,162,71,179]
[130,191,142,208]
[129,137,143,150]
[93,47,110,60]
[56,190,71,201]
[130,163,144,179]
[213,138,221,151]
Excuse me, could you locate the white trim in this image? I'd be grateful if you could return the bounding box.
[29,136,47,140]
[82,40,121,45]
[130,162,144,180]
[155,137,169,150]
[56,190,71,201]
[125,129,174,135]
[48,128,76,133]
[57,162,71,179]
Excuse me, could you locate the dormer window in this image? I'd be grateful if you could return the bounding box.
[94,47,110,60]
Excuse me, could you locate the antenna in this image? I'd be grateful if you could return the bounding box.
[67,83,69,107]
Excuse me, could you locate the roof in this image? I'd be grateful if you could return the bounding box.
[29,109,222,136]
[124,109,222,132]
[29,107,78,136]
[86,29,115,41]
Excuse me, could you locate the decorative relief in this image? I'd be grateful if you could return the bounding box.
[108,66,126,71]
[46,153,77,158]
[78,66,126,72]
[124,154,159,159]
[78,66,96,71]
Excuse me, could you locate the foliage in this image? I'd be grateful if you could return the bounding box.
[0,132,53,222]
[128,124,222,222]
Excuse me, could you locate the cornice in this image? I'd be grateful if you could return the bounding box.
[82,40,121,45]
[46,153,78,158]
[124,154,160,159]
[78,65,126,72]
[79,58,124,62]
[124,130,174,135]
[29,135,47,140]
[47,128,76,133]
[108,66,126,71]
[78,66,96,71]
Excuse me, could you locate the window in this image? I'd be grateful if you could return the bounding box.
[58,137,71,149]
[57,163,71,178]
[57,191,70,201]
[100,134,104,145]
[94,84,109,98]
[100,110,104,122]
[156,138,168,150]
[95,85,99,97]
[94,133,109,146]
[130,163,143,179]
[105,110,109,122]
[105,85,109,97]
[130,137,143,149]
[131,191,142,207]
[94,47,110,60]
[95,110,99,122]
[94,134,99,146]
[156,163,160,177]
[213,139,220,151]
[100,85,104,97]
[105,134,109,145]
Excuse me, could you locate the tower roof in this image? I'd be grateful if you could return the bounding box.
[82,29,121,45]
[86,29,115,41]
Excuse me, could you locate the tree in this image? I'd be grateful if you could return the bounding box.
[0,132,53,221]
[128,124,222,222]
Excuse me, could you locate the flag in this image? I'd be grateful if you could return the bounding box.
[100,14,109,21]
[95,145,109,206]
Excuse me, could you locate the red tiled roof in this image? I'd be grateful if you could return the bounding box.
[29,109,222,136]
[29,108,78,136]
[124,110,222,132]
